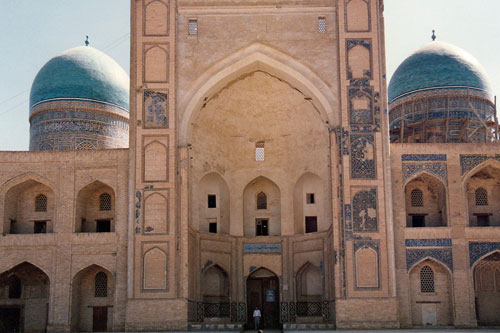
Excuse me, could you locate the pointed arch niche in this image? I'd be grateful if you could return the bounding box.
[465,164,500,227]
[296,262,322,302]
[293,172,328,234]
[404,173,447,227]
[473,251,500,325]
[3,178,55,234]
[197,173,230,234]
[71,265,115,332]
[408,259,452,326]
[179,43,337,146]
[75,181,115,233]
[243,177,281,236]
[0,262,50,333]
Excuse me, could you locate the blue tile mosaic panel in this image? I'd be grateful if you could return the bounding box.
[469,242,500,267]
[406,248,453,271]
[351,134,376,179]
[402,163,447,184]
[405,239,452,247]
[352,188,377,232]
[243,243,281,253]
[460,154,500,175]
[144,91,168,128]
[401,154,447,162]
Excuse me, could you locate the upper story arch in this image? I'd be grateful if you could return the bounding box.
[179,43,337,146]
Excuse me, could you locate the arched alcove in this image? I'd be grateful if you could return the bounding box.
[296,262,322,302]
[71,265,115,332]
[0,262,50,333]
[293,172,326,234]
[3,179,55,234]
[200,265,230,319]
[243,176,281,236]
[465,164,500,227]
[197,173,230,234]
[75,181,115,233]
[408,259,452,326]
[404,173,447,227]
[473,251,500,325]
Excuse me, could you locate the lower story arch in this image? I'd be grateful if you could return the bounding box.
[473,251,500,326]
[0,262,50,333]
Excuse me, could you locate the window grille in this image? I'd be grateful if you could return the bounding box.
[256,142,265,161]
[410,189,423,207]
[35,194,47,212]
[420,266,435,293]
[95,272,108,297]
[99,193,112,211]
[76,141,96,150]
[318,17,326,33]
[189,19,198,35]
[257,192,267,210]
[475,188,488,206]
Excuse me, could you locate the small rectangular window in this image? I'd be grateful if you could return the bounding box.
[34,221,47,234]
[318,17,326,33]
[255,142,265,161]
[256,219,269,236]
[189,19,198,35]
[411,215,425,228]
[96,220,111,233]
[305,216,318,233]
[209,222,217,233]
[208,194,217,208]
[306,193,315,204]
[476,214,490,227]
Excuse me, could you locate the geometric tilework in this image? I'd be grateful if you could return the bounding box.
[402,163,447,184]
[351,134,375,179]
[460,154,500,175]
[352,188,377,232]
[405,239,452,247]
[402,154,447,162]
[406,248,453,272]
[144,91,168,128]
[469,242,500,267]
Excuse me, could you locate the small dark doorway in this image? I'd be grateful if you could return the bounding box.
[0,307,21,332]
[255,219,269,236]
[246,268,280,329]
[92,306,108,331]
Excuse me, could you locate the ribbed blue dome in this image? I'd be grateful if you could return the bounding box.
[388,41,492,103]
[30,46,129,111]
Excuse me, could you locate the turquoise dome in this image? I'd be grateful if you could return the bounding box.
[388,41,492,102]
[30,46,129,111]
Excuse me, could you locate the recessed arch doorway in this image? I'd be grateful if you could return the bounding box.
[246,267,280,329]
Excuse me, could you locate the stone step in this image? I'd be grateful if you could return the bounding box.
[188,323,244,331]
[283,323,336,331]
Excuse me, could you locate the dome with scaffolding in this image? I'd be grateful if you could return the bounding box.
[388,41,496,143]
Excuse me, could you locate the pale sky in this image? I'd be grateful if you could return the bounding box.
[0,0,498,151]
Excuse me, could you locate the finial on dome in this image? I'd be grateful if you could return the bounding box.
[431,30,436,41]
[85,36,89,46]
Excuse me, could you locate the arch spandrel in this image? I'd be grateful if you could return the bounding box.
[179,43,338,146]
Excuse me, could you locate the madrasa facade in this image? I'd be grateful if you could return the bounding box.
[1,0,500,332]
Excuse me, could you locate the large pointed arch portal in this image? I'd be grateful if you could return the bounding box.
[179,43,337,146]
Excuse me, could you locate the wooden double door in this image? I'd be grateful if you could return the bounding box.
[93,306,108,331]
[247,274,280,329]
